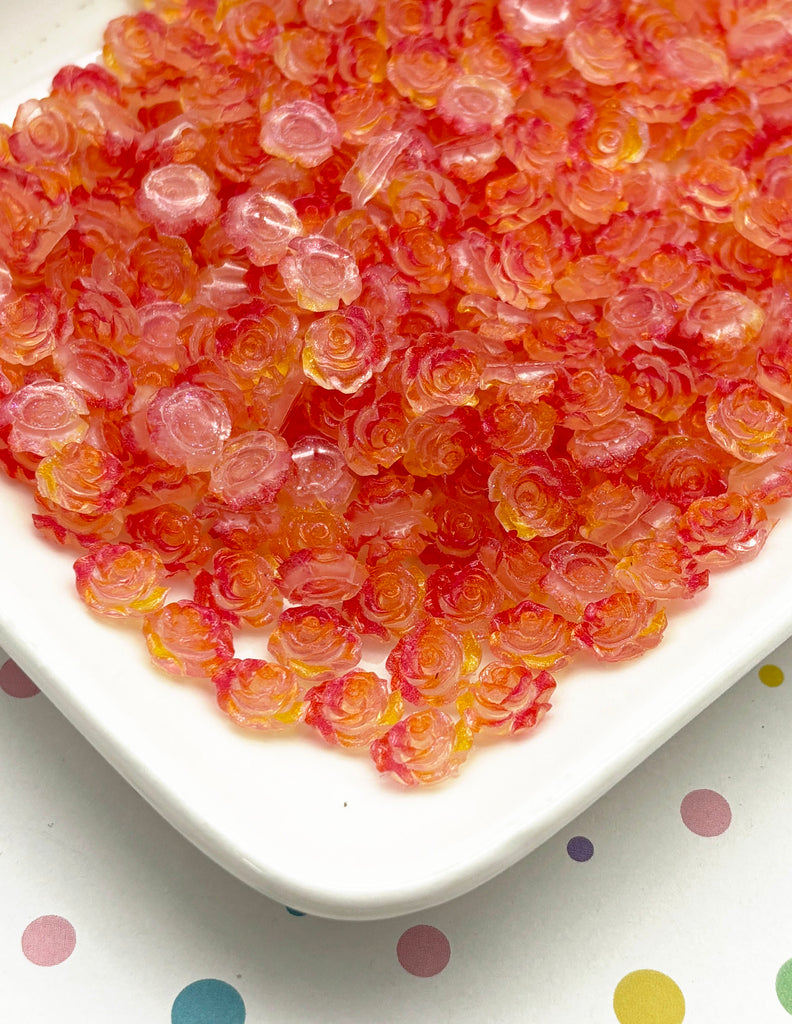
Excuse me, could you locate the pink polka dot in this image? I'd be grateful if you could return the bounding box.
[397,925,451,977]
[680,788,732,837]
[21,915,76,966]
[0,661,39,699]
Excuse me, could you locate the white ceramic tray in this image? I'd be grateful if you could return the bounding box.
[4,459,792,920]
[3,1,792,921]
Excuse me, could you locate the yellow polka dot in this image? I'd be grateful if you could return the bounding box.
[613,970,685,1024]
[759,664,784,688]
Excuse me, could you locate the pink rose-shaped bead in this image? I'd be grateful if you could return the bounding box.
[208,430,291,509]
[5,379,88,456]
[259,99,340,167]
[136,163,220,235]
[146,384,232,472]
[222,189,302,266]
[437,75,515,134]
[279,236,362,311]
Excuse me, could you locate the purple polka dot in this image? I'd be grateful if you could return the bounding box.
[21,915,76,966]
[397,925,451,977]
[680,789,732,837]
[0,661,39,698]
[567,835,594,861]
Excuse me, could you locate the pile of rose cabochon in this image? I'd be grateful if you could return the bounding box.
[1,0,792,786]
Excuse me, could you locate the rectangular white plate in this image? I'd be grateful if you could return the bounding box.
[3,1,792,921]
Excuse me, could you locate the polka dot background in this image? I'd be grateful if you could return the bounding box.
[2,640,792,1021]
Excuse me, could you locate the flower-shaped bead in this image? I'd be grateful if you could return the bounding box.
[197,548,282,628]
[488,453,579,540]
[370,708,469,785]
[146,384,232,472]
[208,431,291,510]
[259,100,340,167]
[268,604,362,681]
[386,616,475,707]
[143,600,234,678]
[680,493,771,569]
[305,671,402,747]
[705,383,788,463]
[577,593,667,663]
[490,599,576,670]
[74,543,169,617]
[222,189,302,266]
[277,545,366,605]
[36,442,126,515]
[214,659,305,730]
[136,163,220,235]
[458,662,556,735]
[279,236,362,311]
[302,306,388,393]
[6,379,88,456]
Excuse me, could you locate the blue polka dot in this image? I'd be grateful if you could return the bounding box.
[285,907,306,916]
[566,835,594,862]
[171,979,245,1024]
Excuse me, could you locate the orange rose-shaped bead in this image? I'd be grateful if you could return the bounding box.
[370,707,469,785]
[74,543,169,617]
[305,670,402,747]
[143,600,234,678]
[458,662,556,735]
[214,659,305,731]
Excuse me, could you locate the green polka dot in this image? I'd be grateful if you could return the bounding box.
[776,960,792,1013]
[760,664,784,687]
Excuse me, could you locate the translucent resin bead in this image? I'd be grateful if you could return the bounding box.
[143,600,234,678]
[346,561,425,639]
[36,442,126,514]
[285,435,355,509]
[437,75,514,133]
[277,545,366,604]
[259,100,340,167]
[614,538,709,600]
[402,344,480,414]
[386,616,474,706]
[74,543,169,617]
[577,592,667,662]
[337,391,407,475]
[680,493,771,569]
[488,454,579,540]
[198,548,282,628]
[305,670,402,747]
[279,236,362,311]
[136,163,221,235]
[268,604,362,681]
[490,599,576,670]
[126,503,213,571]
[6,379,89,456]
[214,659,304,730]
[424,561,501,637]
[146,384,232,472]
[0,290,71,366]
[370,708,469,785]
[54,338,132,410]
[498,0,572,45]
[222,189,302,266]
[302,307,388,392]
[458,662,556,735]
[705,383,788,464]
[208,431,291,509]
